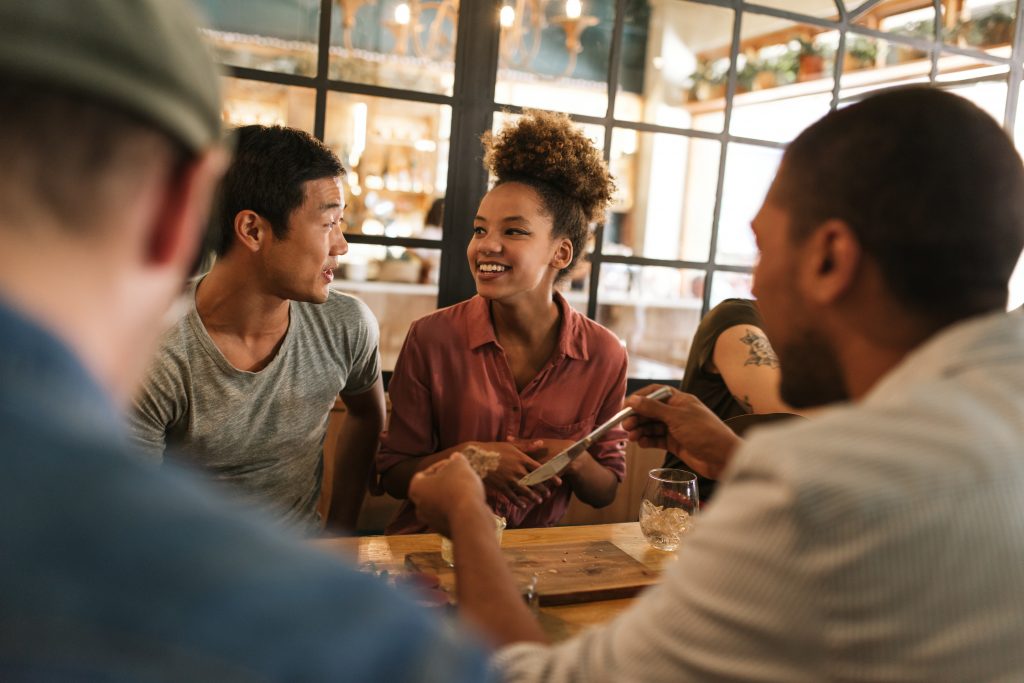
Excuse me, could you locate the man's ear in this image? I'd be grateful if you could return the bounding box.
[550,237,573,271]
[233,209,266,253]
[801,219,861,305]
[145,148,229,269]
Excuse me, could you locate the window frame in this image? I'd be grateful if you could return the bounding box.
[209,0,1024,389]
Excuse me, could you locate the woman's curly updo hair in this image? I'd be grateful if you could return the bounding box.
[482,109,615,281]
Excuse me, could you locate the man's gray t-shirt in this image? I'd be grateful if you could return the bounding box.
[130,281,381,529]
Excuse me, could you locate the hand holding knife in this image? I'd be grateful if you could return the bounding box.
[518,386,674,488]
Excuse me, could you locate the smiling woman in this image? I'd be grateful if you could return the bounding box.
[376,110,631,535]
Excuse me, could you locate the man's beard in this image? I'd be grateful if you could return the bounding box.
[778,327,849,409]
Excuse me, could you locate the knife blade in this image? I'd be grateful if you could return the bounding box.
[518,385,673,488]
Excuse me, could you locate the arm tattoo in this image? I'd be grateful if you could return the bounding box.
[739,329,780,368]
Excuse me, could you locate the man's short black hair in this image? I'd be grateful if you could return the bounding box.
[213,125,345,256]
[776,86,1024,323]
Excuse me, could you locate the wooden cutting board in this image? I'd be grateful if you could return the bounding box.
[405,540,660,606]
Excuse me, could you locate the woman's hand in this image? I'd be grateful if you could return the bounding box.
[512,438,571,499]
[461,440,551,509]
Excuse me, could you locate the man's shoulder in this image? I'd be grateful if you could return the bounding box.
[147,306,202,371]
[737,389,1024,522]
[3,417,489,680]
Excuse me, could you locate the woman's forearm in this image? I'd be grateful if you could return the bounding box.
[563,453,619,508]
[380,443,473,499]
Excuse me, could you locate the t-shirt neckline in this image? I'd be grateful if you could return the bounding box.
[186,277,296,377]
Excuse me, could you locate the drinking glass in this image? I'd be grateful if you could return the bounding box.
[640,468,699,551]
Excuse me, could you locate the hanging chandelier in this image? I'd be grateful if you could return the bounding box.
[335,0,598,75]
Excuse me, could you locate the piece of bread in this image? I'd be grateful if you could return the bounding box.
[461,444,500,478]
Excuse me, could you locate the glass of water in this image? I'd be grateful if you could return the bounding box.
[640,468,698,551]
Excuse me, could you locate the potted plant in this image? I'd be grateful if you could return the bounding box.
[736,53,760,93]
[792,37,825,82]
[844,36,877,71]
[957,6,1014,48]
[686,58,728,101]
[887,20,931,63]
[768,48,799,86]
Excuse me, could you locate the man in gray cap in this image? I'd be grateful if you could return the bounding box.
[0,1,489,679]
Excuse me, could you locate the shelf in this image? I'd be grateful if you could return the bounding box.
[686,46,1011,115]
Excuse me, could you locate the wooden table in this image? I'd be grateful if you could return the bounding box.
[312,522,675,641]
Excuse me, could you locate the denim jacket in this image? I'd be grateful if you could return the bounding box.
[0,300,490,682]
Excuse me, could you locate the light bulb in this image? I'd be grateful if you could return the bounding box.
[394,3,410,25]
[566,0,582,20]
[500,5,515,28]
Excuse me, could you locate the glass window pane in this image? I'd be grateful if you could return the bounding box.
[1009,250,1024,311]
[491,110,605,153]
[560,280,591,316]
[753,0,840,22]
[329,0,458,96]
[709,271,753,309]
[852,1,937,40]
[727,16,836,143]
[596,266,706,379]
[496,0,615,118]
[324,93,451,239]
[838,33,929,104]
[1013,83,1024,158]
[221,77,316,131]
[946,0,1015,51]
[197,0,321,76]
[935,59,1008,124]
[333,247,440,371]
[716,142,783,267]
[606,129,719,263]
[614,1,734,134]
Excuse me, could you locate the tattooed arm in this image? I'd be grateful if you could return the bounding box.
[709,324,791,414]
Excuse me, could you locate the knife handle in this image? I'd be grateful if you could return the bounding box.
[583,385,674,446]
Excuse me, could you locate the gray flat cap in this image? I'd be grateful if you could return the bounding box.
[0,0,222,152]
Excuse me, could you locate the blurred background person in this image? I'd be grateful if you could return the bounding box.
[664,297,796,501]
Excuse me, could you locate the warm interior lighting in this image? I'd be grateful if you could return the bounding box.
[500,5,516,29]
[566,0,582,20]
[394,3,410,25]
[350,102,367,167]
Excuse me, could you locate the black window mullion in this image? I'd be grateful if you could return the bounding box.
[590,0,631,321]
[313,0,333,140]
[437,0,503,309]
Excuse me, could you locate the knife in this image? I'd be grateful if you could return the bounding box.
[518,385,674,488]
